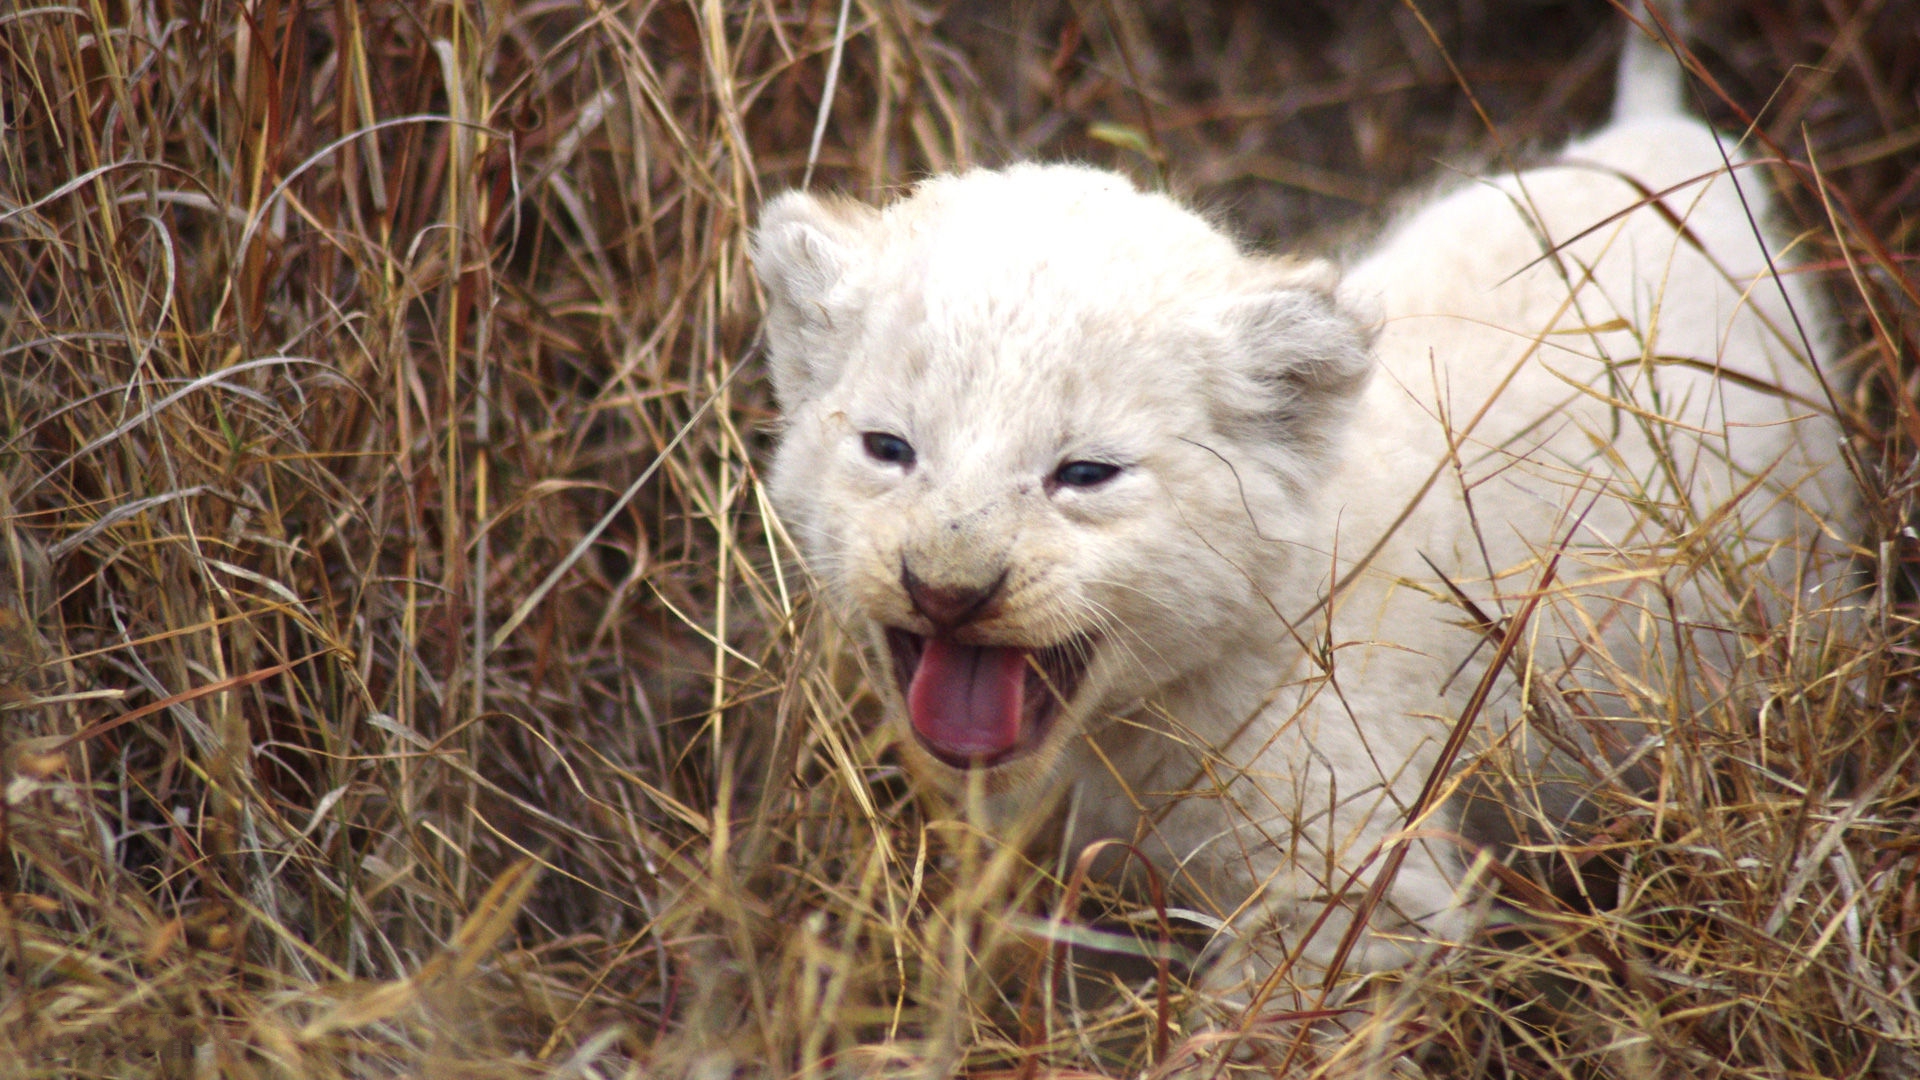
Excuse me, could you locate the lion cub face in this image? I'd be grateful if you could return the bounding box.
[752,165,1371,796]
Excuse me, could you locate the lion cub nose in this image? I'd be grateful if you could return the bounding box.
[902,564,1005,631]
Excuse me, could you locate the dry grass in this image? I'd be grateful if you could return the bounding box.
[0,0,1914,1076]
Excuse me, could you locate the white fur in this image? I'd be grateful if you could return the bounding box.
[752,49,1853,983]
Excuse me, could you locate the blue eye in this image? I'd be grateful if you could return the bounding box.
[1053,460,1121,488]
[862,432,916,467]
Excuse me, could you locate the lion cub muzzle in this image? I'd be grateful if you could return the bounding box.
[886,560,1095,771]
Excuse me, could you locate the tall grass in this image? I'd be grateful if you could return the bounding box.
[0,1,1913,1076]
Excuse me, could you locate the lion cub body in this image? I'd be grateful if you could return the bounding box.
[753,105,1850,977]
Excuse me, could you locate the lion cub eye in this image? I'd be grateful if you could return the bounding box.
[1053,460,1121,488]
[861,431,916,468]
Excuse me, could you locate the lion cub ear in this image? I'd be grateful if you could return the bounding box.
[750,191,880,408]
[1207,258,1376,457]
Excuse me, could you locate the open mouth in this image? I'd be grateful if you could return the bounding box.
[884,627,1096,769]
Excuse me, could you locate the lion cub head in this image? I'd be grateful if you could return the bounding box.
[752,165,1372,799]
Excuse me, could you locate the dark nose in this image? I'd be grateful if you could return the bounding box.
[902,564,1005,630]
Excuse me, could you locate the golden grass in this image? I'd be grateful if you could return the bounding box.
[0,0,1914,1076]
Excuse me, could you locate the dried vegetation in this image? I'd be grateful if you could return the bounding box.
[0,0,1915,1076]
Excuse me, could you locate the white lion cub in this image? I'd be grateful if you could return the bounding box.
[752,24,1852,983]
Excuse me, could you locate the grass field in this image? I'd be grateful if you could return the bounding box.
[2,0,1916,1076]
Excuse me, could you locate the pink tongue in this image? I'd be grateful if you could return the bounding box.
[907,639,1028,761]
